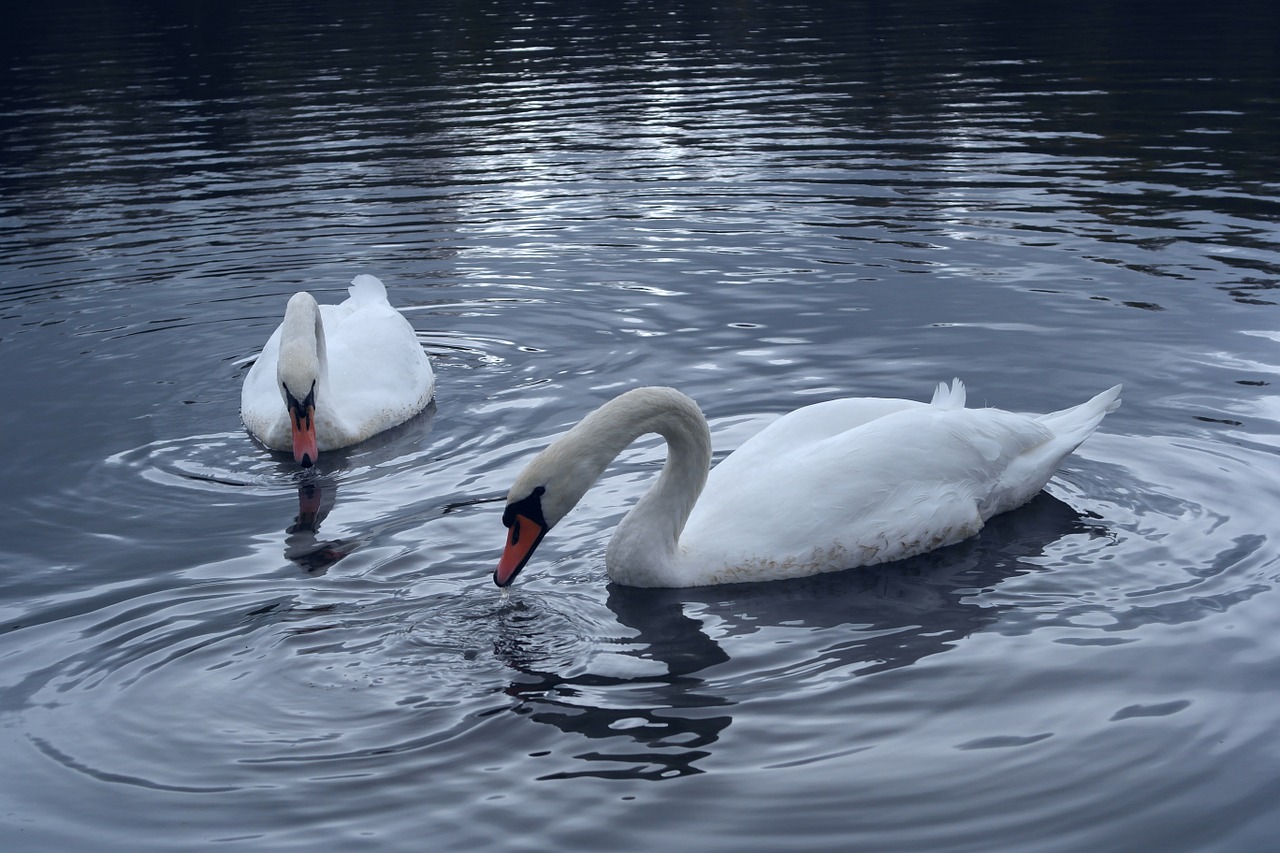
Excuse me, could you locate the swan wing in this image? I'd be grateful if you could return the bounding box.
[707,379,966,475]
[321,288,435,446]
[706,395,929,482]
[682,402,1060,583]
[240,323,290,448]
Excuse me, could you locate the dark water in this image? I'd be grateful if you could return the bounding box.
[3,2,1280,850]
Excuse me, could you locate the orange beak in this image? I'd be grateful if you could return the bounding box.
[495,513,545,587]
[290,403,318,468]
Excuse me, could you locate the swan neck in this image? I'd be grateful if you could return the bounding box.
[278,293,330,397]
[597,389,711,586]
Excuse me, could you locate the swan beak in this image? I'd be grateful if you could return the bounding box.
[495,513,545,587]
[495,486,549,587]
[290,403,318,468]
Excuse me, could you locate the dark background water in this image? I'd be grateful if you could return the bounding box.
[3,2,1280,850]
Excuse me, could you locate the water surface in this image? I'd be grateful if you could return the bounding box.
[3,2,1280,850]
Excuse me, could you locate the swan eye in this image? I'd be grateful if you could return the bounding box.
[502,486,547,534]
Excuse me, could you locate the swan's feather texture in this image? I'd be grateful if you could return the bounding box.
[677,384,1122,585]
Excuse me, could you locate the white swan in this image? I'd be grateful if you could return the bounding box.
[241,274,435,467]
[495,381,1121,588]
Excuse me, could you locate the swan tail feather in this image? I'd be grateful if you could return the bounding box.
[347,274,388,306]
[1036,384,1122,446]
[930,378,967,410]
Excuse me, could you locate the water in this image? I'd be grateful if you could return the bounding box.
[3,1,1279,850]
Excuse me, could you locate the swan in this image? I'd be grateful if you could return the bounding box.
[241,274,435,467]
[495,381,1121,588]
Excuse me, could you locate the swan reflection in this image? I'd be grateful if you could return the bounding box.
[491,492,1101,780]
[276,400,437,573]
[494,592,731,780]
[284,479,358,573]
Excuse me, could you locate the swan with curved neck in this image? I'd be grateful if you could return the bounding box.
[495,382,1120,588]
[241,275,435,467]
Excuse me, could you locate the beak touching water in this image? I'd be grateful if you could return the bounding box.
[290,404,318,467]
[494,486,548,587]
[286,386,318,468]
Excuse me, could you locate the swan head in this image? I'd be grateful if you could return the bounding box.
[277,291,324,468]
[494,433,602,586]
[494,485,550,587]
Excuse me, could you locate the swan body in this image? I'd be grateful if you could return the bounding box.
[495,381,1121,588]
[241,274,435,466]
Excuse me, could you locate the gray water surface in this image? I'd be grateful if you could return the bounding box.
[3,2,1280,850]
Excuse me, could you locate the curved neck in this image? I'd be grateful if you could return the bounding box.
[585,388,710,586]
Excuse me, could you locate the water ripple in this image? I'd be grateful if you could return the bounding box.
[4,2,1280,850]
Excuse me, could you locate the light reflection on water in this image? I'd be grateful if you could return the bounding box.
[2,1,1280,851]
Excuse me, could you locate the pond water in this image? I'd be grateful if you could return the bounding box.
[3,2,1280,850]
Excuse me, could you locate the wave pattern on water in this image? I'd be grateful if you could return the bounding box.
[2,2,1280,851]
